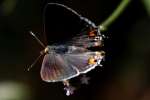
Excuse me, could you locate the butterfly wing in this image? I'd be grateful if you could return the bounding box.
[41,3,104,81]
[40,53,79,82]
[68,28,103,49]
[44,3,103,47]
[65,47,104,74]
[44,3,86,45]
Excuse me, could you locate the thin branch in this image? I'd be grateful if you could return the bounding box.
[99,0,131,31]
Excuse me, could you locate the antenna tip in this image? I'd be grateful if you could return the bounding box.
[27,68,30,71]
[27,65,32,71]
[29,31,35,36]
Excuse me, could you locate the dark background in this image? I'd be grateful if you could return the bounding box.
[0,0,150,100]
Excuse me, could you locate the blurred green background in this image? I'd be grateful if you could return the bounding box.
[0,0,150,100]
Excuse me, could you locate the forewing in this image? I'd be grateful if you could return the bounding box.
[44,3,86,45]
[40,53,79,82]
[44,3,103,48]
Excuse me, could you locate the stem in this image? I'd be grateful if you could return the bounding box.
[99,0,131,31]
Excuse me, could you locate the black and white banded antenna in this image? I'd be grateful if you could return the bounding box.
[27,31,46,71]
[29,31,46,48]
[27,54,43,71]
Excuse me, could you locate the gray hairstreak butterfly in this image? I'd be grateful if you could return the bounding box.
[28,3,105,96]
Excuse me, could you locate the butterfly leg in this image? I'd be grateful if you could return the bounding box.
[63,80,76,96]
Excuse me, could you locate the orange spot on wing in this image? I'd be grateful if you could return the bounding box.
[88,57,96,65]
[88,30,96,37]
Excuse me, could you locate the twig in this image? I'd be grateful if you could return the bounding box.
[99,0,131,31]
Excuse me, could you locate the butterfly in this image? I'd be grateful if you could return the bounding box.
[28,3,105,96]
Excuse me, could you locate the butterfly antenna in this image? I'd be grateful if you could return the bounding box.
[29,31,46,48]
[27,54,43,71]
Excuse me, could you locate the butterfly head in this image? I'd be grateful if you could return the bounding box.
[39,46,52,55]
[44,46,55,54]
[44,46,49,53]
